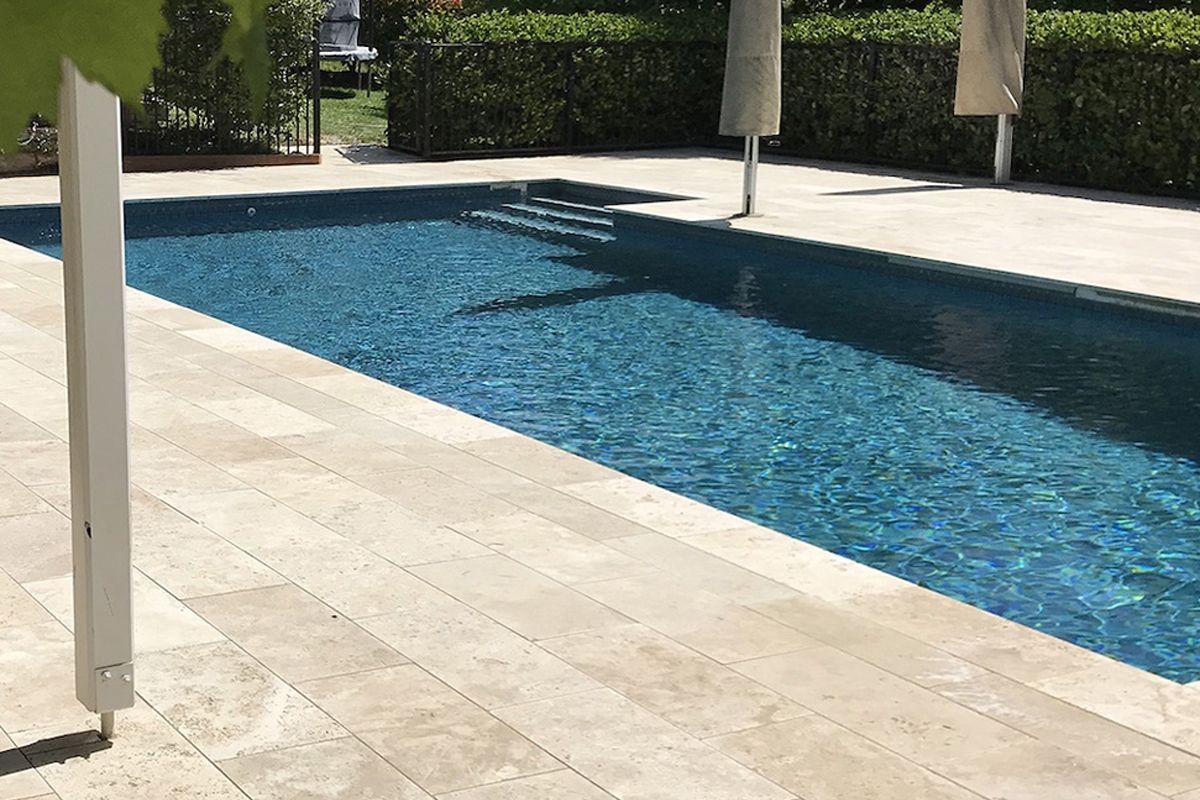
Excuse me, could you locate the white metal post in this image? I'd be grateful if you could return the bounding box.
[57,59,135,737]
[994,113,1014,185]
[742,135,760,216]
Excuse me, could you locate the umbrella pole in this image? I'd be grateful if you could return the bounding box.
[742,135,759,216]
[994,113,1014,184]
[58,59,136,741]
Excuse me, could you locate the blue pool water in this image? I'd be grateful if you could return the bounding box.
[8,186,1200,680]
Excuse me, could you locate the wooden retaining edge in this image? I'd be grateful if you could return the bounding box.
[122,153,321,172]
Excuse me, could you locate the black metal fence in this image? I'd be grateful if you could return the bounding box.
[123,32,322,157]
[387,39,1200,197]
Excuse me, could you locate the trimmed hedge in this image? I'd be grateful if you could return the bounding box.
[404,8,1200,50]
[389,10,1200,197]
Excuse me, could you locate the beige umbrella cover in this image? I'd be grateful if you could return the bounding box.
[954,0,1027,116]
[719,0,782,136]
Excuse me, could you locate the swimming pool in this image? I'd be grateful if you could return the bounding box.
[4,183,1200,680]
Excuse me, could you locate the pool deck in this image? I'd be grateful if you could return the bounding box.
[1,148,1200,800]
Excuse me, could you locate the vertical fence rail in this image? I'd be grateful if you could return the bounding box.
[563,46,577,149]
[312,29,322,156]
[420,42,434,158]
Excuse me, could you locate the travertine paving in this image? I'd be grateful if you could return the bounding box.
[1,149,1200,799]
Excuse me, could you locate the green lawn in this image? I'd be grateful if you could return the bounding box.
[320,66,387,145]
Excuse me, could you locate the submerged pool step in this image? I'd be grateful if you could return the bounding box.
[467,208,615,242]
[521,197,616,227]
[500,201,615,231]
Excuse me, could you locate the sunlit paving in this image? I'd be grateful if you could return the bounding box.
[2,0,1199,799]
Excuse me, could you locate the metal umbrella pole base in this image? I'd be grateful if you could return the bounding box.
[994,114,1015,184]
[740,135,760,216]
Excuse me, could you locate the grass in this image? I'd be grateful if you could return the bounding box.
[319,64,387,146]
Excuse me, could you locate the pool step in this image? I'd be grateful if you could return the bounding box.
[466,208,615,242]
[519,198,616,228]
[501,201,614,231]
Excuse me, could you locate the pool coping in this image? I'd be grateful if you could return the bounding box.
[3,175,1200,796]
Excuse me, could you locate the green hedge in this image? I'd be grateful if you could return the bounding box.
[404,8,1200,50]
[389,10,1200,197]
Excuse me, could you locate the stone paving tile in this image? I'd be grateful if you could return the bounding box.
[395,448,535,494]
[313,406,450,454]
[461,435,622,487]
[733,645,1029,774]
[137,641,346,761]
[131,492,285,600]
[577,574,815,663]
[492,482,660,541]
[751,594,987,688]
[541,623,808,738]
[0,572,50,629]
[214,455,390,520]
[128,383,222,433]
[299,665,560,795]
[354,468,522,526]
[153,418,296,468]
[297,373,424,421]
[934,671,1200,796]
[0,359,67,439]
[0,729,52,800]
[360,586,599,709]
[0,622,80,735]
[25,485,67,516]
[1031,659,1200,757]
[24,570,226,655]
[25,703,247,800]
[176,325,292,354]
[271,429,418,477]
[311,499,490,567]
[605,533,797,605]
[218,736,432,800]
[845,584,1108,684]
[681,526,911,603]
[495,688,795,800]
[239,374,356,417]
[189,584,406,683]
[0,403,53,445]
[449,512,653,585]
[411,555,630,640]
[130,428,249,499]
[933,738,1166,800]
[710,716,984,800]
[171,489,435,618]
[561,477,748,538]
[0,512,70,584]
[383,405,515,447]
[0,470,48,519]
[0,441,67,487]
[437,770,614,800]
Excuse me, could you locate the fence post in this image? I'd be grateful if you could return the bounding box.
[418,43,433,158]
[312,27,322,155]
[864,42,881,156]
[563,45,577,150]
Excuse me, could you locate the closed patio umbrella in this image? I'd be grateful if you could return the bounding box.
[719,0,781,216]
[954,0,1027,183]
